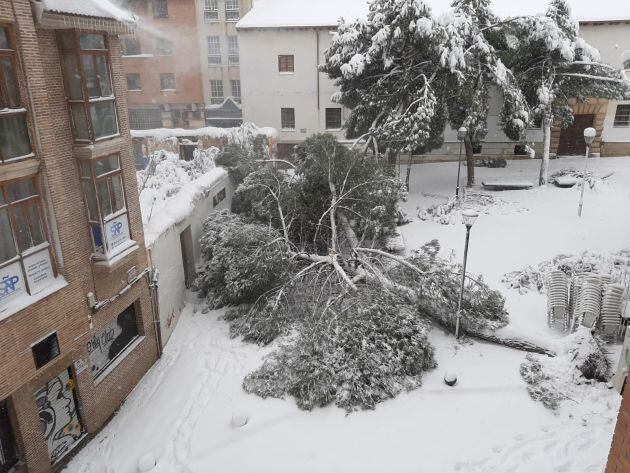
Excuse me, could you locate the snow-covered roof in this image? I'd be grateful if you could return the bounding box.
[237,0,370,28]
[237,0,629,29]
[39,0,136,23]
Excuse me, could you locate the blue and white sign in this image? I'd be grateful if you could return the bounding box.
[105,215,130,254]
[0,262,25,308]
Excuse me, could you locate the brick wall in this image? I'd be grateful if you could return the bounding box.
[0,1,159,472]
[606,387,630,472]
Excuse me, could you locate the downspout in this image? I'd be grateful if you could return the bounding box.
[147,249,163,358]
[316,29,320,115]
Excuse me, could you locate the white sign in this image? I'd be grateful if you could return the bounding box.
[24,250,54,294]
[105,214,130,254]
[0,261,25,309]
[74,358,89,375]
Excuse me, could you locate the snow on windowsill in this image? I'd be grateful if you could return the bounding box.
[0,276,68,322]
[161,89,177,92]
[130,122,278,141]
[93,336,146,386]
[93,241,139,269]
[122,54,155,59]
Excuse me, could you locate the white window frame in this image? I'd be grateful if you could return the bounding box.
[204,0,218,21]
[227,35,239,65]
[210,80,224,104]
[207,36,221,65]
[225,0,239,21]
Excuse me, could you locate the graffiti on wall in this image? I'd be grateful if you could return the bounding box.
[34,369,83,463]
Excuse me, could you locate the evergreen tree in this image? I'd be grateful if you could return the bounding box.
[501,0,629,185]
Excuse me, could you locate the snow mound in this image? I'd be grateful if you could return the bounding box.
[138,148,227,246]
[417,193,528,225]
[131,122,278,142]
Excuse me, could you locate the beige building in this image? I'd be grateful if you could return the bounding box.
[238,1,630,159]
[196,0,253,126]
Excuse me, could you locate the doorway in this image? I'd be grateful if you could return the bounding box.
[0,401,18,473]
[557,114,595,156]
[35,368,83,464]
[180,226,195,289]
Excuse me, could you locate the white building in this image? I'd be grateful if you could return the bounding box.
[237,0,630,159]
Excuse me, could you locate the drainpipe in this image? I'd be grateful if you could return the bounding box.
[147,249,163,358]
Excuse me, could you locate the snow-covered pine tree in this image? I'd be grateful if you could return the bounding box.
[501,0,630,185]
[436,0,529,187]
[321,0,448,163]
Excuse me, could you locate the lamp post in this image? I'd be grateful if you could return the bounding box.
[455,208,479,339]
[455,127,467,200]
[578,127,596,217]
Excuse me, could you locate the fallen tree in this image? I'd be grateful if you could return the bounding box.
[195,134,553,411]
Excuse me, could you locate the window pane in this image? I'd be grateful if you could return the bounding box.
[97,180,112,216]
[160,73,175,90]
[96,56,112,97]
[80,34,106,50]
[82,55,99,97]
[153,0,168,18]
[27,203,45,246]
[326,108,342,129]
[156,38,173,55]
[62,53,84,100]
[7,179,36,202]
[58,31,75,50]
[111,175,125,212]
[123,37,141,56]
[126,74,142,91]
[90,101,118,139]
[82,180,99,221]
[90,223,104,253]
[0,58,19,108]
[0,27,9,50]
[0,208,17,263]
[70,103,90,140]
[94,155,120,177]
[281,108,295,129]
[12,207,32,252]
[0,113,31,160]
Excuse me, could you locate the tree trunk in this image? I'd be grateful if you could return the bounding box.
[539,115,552,186]
[464,135,475,187]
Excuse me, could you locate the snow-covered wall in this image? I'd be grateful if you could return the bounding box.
[147,170,234,345]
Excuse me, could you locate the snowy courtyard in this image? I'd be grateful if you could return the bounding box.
[63,156,630,473]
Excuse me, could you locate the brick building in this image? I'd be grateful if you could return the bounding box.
[120,0,205,130]
[0,1,159,472]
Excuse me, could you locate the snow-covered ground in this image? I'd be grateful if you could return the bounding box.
[66,156,630,473]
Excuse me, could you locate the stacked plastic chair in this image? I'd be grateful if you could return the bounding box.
[600,284,625,339]
[580,275,603,329]
[547,270,569,331]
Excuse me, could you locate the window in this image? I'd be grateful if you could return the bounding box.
[213,188,226,207]
[624,59,630,70]
[160,73,176,90]
[204,0,218,21]
[79,154,132,257]
[0,25,33,163]
[122,36,141,56]
[153,0,168,18]
[207,36,221,65]
[32,333,60,369]
[613,104,630,127]
[278,55,294,73]
[230,80,241,102]
[225,0,240,21]
[126,73,142,91]
[58,31,118,142]
[210,80,224,104]
[325,108,342,129]
[228,36,239,65]
[87,303,140,378]
[473,143,482,154]
[155,37,173,56]
[129,109,163,130]
[0,176,56,309]
[281,108,295,130]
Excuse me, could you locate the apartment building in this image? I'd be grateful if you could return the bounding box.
[0,1,159,472]
[196,0,252,127]
[238,0,630,159]
[121,0,205,130]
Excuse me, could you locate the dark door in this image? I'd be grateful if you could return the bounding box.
[557,114,594,156]
[180,226,195,289]
[0,401,18,473]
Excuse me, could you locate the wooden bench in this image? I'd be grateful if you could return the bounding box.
[481,181,534,190]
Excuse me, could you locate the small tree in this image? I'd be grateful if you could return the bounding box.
[502,0,630,185]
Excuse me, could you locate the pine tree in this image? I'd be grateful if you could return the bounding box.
[501,0,630,185]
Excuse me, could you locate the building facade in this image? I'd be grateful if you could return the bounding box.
[121,0,205,130]
[0,1,159,472]
[238,1,630,160]
[195,0,252,127]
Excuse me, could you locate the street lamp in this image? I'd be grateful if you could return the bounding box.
[455,208,479,339]
[578,127,596,217]
[455,127,468,200]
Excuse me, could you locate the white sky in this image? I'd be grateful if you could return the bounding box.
[241,0,630,28]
